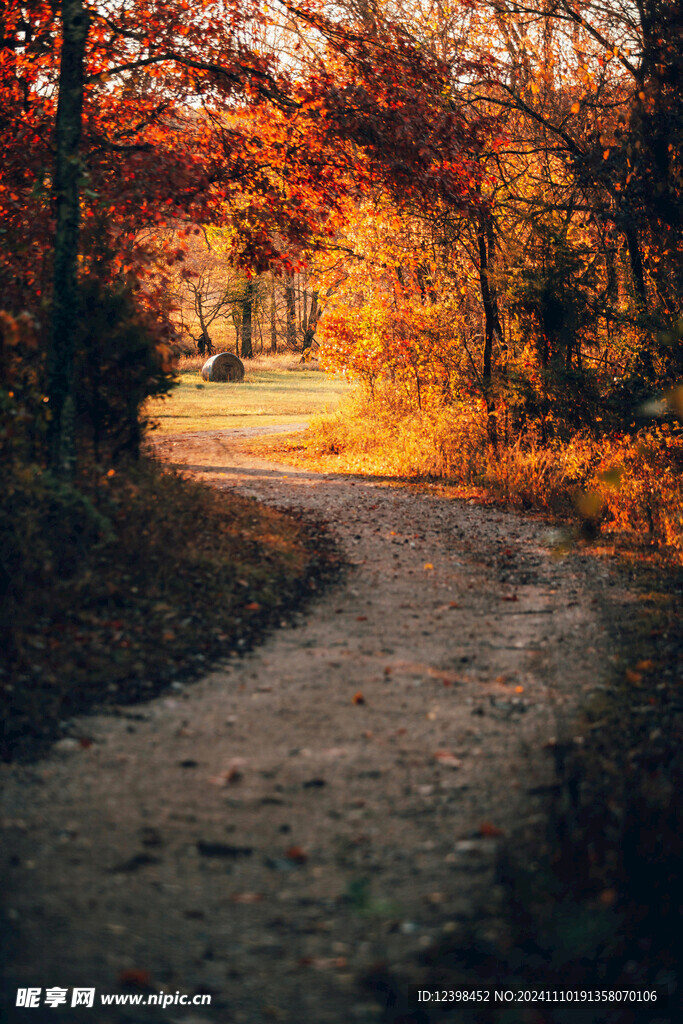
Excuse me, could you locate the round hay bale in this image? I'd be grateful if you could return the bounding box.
[201,352,245,382]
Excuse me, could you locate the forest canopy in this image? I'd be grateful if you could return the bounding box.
[0,0,681,552]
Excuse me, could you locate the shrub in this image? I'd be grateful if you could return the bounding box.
[73,278,178,461]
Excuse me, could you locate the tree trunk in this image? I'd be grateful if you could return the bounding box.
[477,215,502,449]
[241,280,254,359]
[195,290,213,356]
[301,286,309,336]
[303,291,319,351]
[270,275,278,354]
[625,225,648,311]
[232,309,241,355]
[285,274,297,350]
[47,0,89,472]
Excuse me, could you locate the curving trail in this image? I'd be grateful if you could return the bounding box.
[1,430,620,1023]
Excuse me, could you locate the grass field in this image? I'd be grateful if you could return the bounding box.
[145,356,350,435]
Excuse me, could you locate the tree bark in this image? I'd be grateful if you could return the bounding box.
[232,309,241,355]
[241,280,254,358]
[194,289,213,356]
[625,225,648,311]
[285,274,297,350]
[269,275,278,354]
[476,215,502,449]
[303,291,319,352]
[301,285,308,336]
[47,0,90,472]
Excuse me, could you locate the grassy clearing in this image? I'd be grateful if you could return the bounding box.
[0,459,339,762]
[145,356,350,435]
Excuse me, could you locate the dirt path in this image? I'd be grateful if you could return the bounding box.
[2,431,620,1023]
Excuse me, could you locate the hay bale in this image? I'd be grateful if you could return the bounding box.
[201,352,245,382]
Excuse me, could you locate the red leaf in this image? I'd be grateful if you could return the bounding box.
[118,969,151,989]
[479,822,504,838]
[285,845,308,864]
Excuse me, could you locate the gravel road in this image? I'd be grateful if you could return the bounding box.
[1,430,620,1024]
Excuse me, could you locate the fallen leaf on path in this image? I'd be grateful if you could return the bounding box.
[352,692,366,705]
[118,969,151,989]
[285,845,308,864]
[245,602,261,612]
[425,892,445,904]
[208,757,247,783]
[502,594,518,602]
[625,669,643,685]
[479,822,504,838]
[231,892,263,904]
[208,765,243,784]
[298,957,347,970]
[636,659,654,671]
[424,563,434,570]
[427,667,462,686]
[434,751,462,769]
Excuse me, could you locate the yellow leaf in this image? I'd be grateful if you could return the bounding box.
[571,102,580,114]
[423,563,434,570]
[603,149,610,160]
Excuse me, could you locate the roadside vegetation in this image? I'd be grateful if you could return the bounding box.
[272,391,683,564]
[0,450,338,762]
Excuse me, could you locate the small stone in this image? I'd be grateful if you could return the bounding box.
[53,738,79,754]
[454,840,481,854]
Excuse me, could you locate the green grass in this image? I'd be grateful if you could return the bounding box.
[145,367,351,435]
